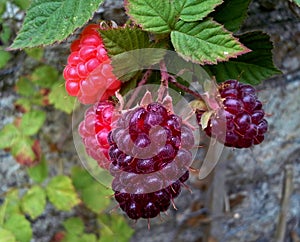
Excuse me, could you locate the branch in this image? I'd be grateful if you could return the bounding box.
[275,165,294,242]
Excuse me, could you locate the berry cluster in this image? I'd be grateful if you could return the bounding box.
[108,102,194,219]
[79,100,115,169]
[64,24,271,223]
[63,24,121,104]
[197,80,268,148]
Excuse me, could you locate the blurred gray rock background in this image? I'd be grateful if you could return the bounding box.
[0,0,299,241]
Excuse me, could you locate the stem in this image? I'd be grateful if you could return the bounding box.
[159,61,169,88]
[125,69,153,109]
[157,61,169,102]
[168,77,204,100]
[275,165,293,242]
[159,60,205,101]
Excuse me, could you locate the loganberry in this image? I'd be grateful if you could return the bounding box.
[108,101,194,219]
[109,102,194,173]
[63,24,121,104]
[113,170,189,220]
[197,79,268,148]
[78,100,116,169]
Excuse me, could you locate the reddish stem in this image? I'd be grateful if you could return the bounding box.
[168,77,204,100]
[125,69,153,109]
[159,60,204,101]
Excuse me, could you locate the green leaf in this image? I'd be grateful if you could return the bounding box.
[21,185,46,219]
[0,228,16,242]
[174,0,223,22]
[0,23,12,45]
[125,0,176,34]
[119,74,138,95]
[164,51,210,84]
[10,0,103,49]
[71,167,113,213]
[208,31,282,85]
[48,80,75,114]
[100,26,159,81]
[290,0,300,7]
[100,27,151,56]
[98,223,114,242]
[81,183,112,213]
[0,0,6,16]
[63,233,97,242]
[3,214,32,242]
[27,156,48,183]
[14,98,33,112]
[61,218,97,242]
[15,77,37,97]
[0,50,11,69]
[211,0,251,32]
[63,217,84,236]
[46,175,80,211]
[19,110,46,136]
[11,137,36,165]
[81,234,97,242]
[98,214,134,242]
[112,48,166,82]
[0,200,7,226]
[171,19,250,65]
[71,167,95,189]
[25,47,44,61]
[31,65,59,88]
[12,0,31,10]
[4,190,21,217]
[0,124,20,149]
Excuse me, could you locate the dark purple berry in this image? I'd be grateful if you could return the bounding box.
[241,93,256,111]
[136,158,155,174]
[108,101,194,220]
[134,133,151,148]
[221,88,238,97]
[221,79,238,89]
[142,202,159,219]
[257,119,268,135]
[238,84,256,94]
[197,80,268,148]
[223,98,243,113]
[235,113,251,132]
[251,110,264,124]
[254,100,263,110]
[166,114,182,132]
[179,170,189,183]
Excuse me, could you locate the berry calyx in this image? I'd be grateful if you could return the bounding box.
[63,24,121,104]
[197,79,268,148]
[78,100,116,169]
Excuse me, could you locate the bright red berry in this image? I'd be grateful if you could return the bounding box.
[64,24,121,104]
[78,100,116,169]
[197,79,268,148]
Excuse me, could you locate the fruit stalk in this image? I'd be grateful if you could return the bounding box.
[159,60,204,101]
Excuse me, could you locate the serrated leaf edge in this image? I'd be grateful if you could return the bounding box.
[124,0,175,34]
[98,25,150,55]
[178,0,224,22]
[9,0,103,50]
[172,19,251,65]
